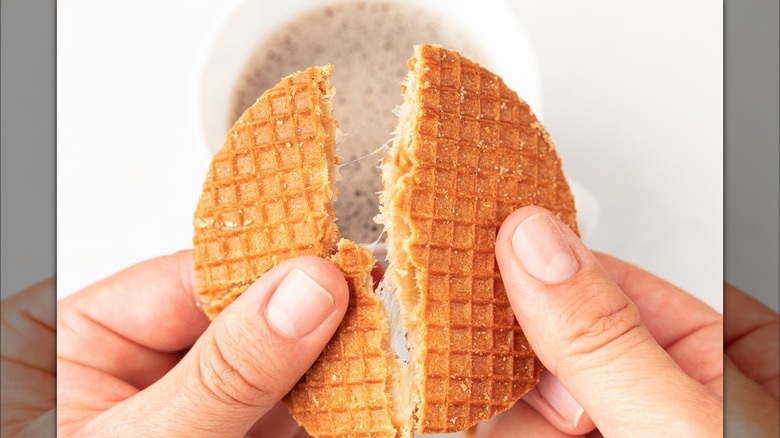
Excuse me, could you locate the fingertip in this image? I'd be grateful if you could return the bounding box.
[477,398,577,438]
[524,372,597,436]
[224,256,349,341]
[497,206,555,245]
[271,256,350,315]
[496,206,555,274]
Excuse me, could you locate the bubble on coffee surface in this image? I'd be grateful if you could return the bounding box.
[231,1,488,244]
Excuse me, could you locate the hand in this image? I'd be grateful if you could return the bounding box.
[56,251,350,437]
[1,278,56,436]
[483,206,726,437]
[723,284,779,436]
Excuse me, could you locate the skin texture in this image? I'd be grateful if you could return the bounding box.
[1,206,777,436]
[54,252,351,437]
[0,278,56,437]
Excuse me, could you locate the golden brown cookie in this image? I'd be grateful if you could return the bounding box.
[379,44,578,434]
[193,65,340,319]
[285,239,403,437]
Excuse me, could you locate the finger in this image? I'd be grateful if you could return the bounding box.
[594,252,722,348]
[90,256,349,437]
[2,277,56,374]
[476,399,583,438]
[10,409,55,437]
[56,358,138,434]
[724,283,780,397]
[2,359,55,430]
[495,206,722,436]
[57,250,209,388]
[60,250,206,351]
[724,357,780,437]
[245,402,306,438]
[522,371,596,435]
[1,278,56,436]
[594,252,723,393]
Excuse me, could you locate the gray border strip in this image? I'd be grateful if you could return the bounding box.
[0,0,56,298]
[724,0,780,311]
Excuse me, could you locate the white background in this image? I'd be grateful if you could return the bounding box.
[58,0,724,312]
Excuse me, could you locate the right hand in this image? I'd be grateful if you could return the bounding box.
[483,206,732,437]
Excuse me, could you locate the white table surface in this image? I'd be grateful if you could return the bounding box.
[58,0,723,312]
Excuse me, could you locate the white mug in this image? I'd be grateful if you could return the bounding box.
[192,0,597,257]
[193,0,543,159]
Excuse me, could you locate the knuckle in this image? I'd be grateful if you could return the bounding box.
[559,290,644,361]
[195,327,274,409]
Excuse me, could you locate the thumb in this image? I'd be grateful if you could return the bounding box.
[495,207,721,437]
[127,256,347,436]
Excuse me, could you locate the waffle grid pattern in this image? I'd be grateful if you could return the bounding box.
[405,45,577,432]
[193,67,338,318]
[285,241,397,437]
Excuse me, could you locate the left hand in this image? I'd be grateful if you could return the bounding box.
[55,250,351,437]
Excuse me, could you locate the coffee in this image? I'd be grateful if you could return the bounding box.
[231,1,488,244]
